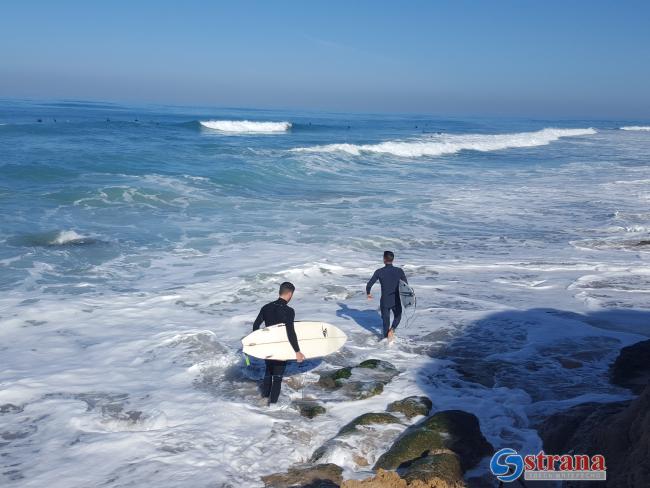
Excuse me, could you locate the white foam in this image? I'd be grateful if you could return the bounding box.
[200,120,291,133]
[292,128,596,157]
[620,126,650,131]
[48,230,90,245]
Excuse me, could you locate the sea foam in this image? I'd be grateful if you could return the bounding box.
[292,127,596,157]
[49,230,91,245]
[620,126,650,131]
[200,120,291,133]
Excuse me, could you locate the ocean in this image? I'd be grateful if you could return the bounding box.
[1,99,649,486]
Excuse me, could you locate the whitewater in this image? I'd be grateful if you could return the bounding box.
[1,100,650,487]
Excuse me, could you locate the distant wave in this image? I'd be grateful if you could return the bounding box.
[291,128,596,157]
[200,120,291,133]
[620,126,650,131]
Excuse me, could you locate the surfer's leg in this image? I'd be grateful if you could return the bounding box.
[380,306,391,338]
[391,303,402,330]
[268,361,286,404]
[261,360,273,398]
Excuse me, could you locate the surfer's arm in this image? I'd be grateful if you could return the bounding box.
[366,270,379,295]
[285,309,300,353]
[400,268,408,284]
[252,308,264,331]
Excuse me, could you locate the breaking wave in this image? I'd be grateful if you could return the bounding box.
[49,230,94,245]
[199,120,291,133]
[291,128,596,157]
[620,126,650,132]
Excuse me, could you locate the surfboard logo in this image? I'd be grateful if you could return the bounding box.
[322,327,328,338]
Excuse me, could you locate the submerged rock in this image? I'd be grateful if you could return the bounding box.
[338,412,401,435]
[262,463,343,488]
[374,410,492,474]
[610,339,650,394]
[316,359,399,400]
[387,396,433,419]
[311,412,405,468]
[294,400,327,419]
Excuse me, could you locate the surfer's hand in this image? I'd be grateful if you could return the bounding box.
[296,352,305,363]
[367,294,373,300]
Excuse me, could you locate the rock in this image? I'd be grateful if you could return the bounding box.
[338,412,401,435]
[610,339,650,394]
[316,360,399,401]
[539,385,650,488]
[311,412,404,467]
[358,359,397,372]
[341,468,465,488]
[318,367,353,389]
[262,463,343,488]
[374,410,493,473]
[294,400,327,419]
[402,451,464,487]
[387,396,433,419]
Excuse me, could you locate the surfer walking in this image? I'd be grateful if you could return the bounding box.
[252,282,305,405]
[366,251,408,341]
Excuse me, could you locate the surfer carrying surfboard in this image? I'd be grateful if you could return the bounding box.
[252,282,305,405]
[366,251,408,341]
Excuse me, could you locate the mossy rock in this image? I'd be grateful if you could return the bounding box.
[358,359,397,371]
[387,396,432,419]
[338,412,401,435]
[403,451,464,486]
[374,410,493,473]
[262,463,342,488]
[317,367,353,389]
[294,401,327,419]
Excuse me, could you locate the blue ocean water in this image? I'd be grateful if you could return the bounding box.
[2,99,648,295]
[1,99,650,486]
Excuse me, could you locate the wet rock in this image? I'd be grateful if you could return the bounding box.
[358,359,397,372]
[316,360,399,401]
[294,400,327,419]
[402,451,463,486]
[374,410,493,474]
[311,413,405,468]
[610,339,650,394]
[318,367,353,389]
[539,385,650,488]
[387,396,433,419]
[338,412,401,435]
[262,463,343,488]
[341,468,464,488]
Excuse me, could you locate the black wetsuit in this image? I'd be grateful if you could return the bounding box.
[366,264,408,337]
[252,298,300,403]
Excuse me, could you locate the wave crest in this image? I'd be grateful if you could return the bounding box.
[291,128,596,157]
[200,120,291,133]
[620,126,650,131]
[49,230,93,245]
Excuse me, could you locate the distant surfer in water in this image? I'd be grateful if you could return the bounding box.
[252,282,305,405]
[366,251,408,341]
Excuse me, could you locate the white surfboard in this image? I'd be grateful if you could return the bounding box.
[242,321,347,361]
[399,280,415,308]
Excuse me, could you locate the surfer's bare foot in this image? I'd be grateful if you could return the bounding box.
[387,329,395,342]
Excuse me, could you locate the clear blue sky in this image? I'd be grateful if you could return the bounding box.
[2,0,649,117]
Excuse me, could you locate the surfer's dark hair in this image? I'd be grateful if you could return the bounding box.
[279,282,295,295]
[384,251,395,262]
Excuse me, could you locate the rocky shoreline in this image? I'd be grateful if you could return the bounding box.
[261,339,650,488]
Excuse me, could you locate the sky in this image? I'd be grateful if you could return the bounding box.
[1,0,649,118]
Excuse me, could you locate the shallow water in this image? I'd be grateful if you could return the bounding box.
[1,100,650,486]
